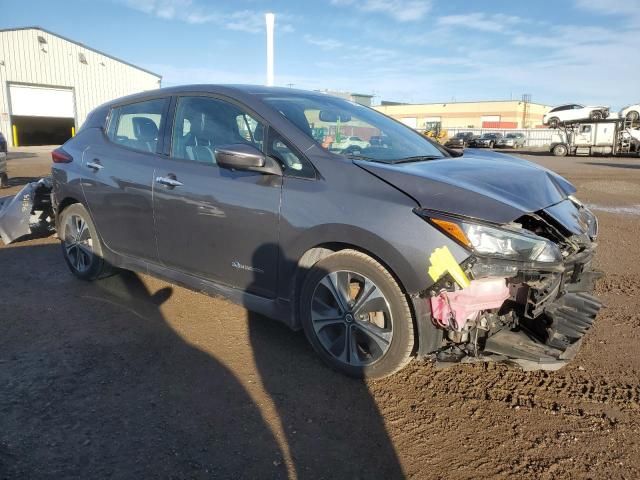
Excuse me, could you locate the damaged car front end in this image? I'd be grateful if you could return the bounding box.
[357,153,602,371]
[417,196,601,370]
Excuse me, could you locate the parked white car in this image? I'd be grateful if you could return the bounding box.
[331,135,369,151]
[619,103,640,123]
[543,104,610,128]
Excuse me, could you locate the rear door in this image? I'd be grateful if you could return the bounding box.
[81,97,169,260]
[152,95,282,297]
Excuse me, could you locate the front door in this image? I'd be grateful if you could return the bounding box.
[152,95,282,298]
[81,97,169,260]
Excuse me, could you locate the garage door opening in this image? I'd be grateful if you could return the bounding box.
[8,84,76,146]
[12,116,75,146]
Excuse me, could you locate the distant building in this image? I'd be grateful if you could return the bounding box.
[0,27,161,147]
[318,90,374,107]
[375,99,552,130]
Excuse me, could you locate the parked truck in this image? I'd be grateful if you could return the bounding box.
[550,118,640,157]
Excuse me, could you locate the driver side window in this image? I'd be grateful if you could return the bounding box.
[171,96,264,165]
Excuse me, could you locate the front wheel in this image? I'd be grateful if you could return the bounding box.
[590,111,604,121]
[548,117,560,128]
[627,111,640,123]
[59,203,114,281]
[300,250,415,378]
[0,173,7,189]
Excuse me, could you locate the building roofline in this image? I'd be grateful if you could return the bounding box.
[378,99,550,107]
[0,26,162,79]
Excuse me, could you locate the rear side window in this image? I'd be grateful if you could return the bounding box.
[108,98,168,153]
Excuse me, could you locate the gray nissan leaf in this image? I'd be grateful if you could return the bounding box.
[50,85,601,378]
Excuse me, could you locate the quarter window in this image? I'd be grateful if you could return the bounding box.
[268,130,315,178]
[171,96,264,164]
[108,98,168,153]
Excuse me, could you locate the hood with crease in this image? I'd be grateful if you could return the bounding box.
[356,153,576,224]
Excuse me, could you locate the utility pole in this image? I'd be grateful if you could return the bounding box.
[265,13,275,87]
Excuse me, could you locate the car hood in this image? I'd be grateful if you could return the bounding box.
[356,153,576,224]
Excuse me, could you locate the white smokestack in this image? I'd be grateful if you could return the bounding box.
[265,13,275,87]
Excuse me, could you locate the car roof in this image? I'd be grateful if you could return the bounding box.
[104,84,333,107]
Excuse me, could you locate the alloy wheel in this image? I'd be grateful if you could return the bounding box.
[63,214,94,273]
[310,270,394,366]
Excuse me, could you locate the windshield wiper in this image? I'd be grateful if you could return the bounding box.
[391,155,444,164]
[344,153,377,161]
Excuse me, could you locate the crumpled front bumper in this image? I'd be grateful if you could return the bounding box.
[483,248,603,370]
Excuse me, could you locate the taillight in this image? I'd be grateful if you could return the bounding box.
[52,148,73,163]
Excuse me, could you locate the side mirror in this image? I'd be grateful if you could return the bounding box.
[443,146,464,157]
[215,144,281,175]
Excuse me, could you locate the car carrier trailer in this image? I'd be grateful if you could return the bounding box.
[550,117,640,157]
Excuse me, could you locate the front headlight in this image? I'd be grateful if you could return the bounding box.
[416,211,563,264]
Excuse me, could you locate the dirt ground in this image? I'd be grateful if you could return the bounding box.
[1,147,639,479]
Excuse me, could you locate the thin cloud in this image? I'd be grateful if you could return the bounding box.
[303,35,343,50]
[118,0,295,33]
[330,0,432,22]
[436,13,523,33]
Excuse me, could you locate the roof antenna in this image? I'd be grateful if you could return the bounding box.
[265,13,275,87]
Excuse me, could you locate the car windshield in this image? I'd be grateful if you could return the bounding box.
[260,92,445,163]
[481,134,496,139]
[505,134,517,138]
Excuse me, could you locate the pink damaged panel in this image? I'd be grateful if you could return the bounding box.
[430,278,510,331]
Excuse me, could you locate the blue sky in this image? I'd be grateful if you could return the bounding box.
[3,0,640,107]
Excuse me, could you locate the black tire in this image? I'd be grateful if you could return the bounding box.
[590,110,603,121]
[489,141,495,149]
[300,249,415,378]
[627,111,640,123]
[552,144,568,157]
[548,117,560,128]
[0,173,7,189]
[59,203,115,281]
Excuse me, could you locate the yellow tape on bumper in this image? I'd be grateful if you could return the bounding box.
[428,246,470,289]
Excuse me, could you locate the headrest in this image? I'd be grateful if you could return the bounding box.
[132,117,159,142]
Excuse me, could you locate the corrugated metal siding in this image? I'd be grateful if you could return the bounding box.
[0,28,161,146]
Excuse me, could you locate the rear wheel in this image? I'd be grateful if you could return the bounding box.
[300,250,415,378]
[590,110,604,121]
[59,203,114,281]
[548,117,560,128]
[552,144,568,157]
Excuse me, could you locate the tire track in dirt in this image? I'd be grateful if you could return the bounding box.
[377,363,640,422]
[596,273,640,298]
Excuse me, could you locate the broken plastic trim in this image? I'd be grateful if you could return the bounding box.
[0,177,55,244]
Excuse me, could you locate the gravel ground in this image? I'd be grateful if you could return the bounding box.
[1,147,639,479]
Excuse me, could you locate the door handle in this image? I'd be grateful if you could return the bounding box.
[86,160,103,171]
[155,176,183,187]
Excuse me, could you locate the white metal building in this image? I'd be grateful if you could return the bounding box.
[0,27,161,147]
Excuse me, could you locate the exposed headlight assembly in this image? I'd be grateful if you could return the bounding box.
[416,210,563,264]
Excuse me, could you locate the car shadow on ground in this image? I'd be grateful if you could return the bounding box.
[0,242,404,479]
[1,176,46,190]
[6,152,37,160]
[581,161,640,170]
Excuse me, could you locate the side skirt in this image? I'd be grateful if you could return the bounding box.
[105,250,295,329]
